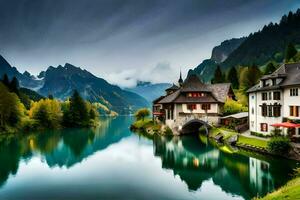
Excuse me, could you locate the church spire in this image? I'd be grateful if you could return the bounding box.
[178,70,183,86]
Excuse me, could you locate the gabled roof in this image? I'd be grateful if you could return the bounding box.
[181,74,210,92]
[157,74,233,104]
[208,83,232,103]
[248,62,300,93]
[158,89,181,104]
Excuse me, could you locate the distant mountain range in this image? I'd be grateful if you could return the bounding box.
[0,55,149,114]
[189,9,300,82]
[126,81,171,102]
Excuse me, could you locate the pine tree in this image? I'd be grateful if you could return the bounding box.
[285,43,297,62]
[9,77,19,95]
[264,62,276,75]
[2,74,9,87]
[227,67,239,89]
[68,90,89,127]
[212,65,224,83]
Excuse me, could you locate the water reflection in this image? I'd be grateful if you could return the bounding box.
[152,134,298,199]
[0,117,298,200]
[0,116,132,186]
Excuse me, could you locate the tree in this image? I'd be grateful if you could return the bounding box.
[285,43,297,62]
[29,99,62,129]
[134,108,150,121]
[0,83,24,129]
[212,65,224,83]
[227,67,239,89]
[264,62,276,75]
[9,76,19,95]
[240,65,262,90]
[64,90,89,127]
[2,74,9,87]
[48,94,54,100]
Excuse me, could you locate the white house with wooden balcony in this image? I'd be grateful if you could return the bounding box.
[248,63,300,140]
[153,73,235,134]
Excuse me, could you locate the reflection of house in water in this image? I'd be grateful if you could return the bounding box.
[152,135,295,199]
[249,157,274,195]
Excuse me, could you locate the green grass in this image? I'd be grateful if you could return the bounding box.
[255,169,300,200]
[237,135,268,149]
[209,127,238,140]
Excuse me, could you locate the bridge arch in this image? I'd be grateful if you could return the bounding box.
[180,119,210,135]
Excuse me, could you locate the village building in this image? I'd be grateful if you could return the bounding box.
[248,63,300,140]
[153,73,235,134]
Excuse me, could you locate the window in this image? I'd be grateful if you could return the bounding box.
[268,105,273,117]
[272,79,276,86]
[290,106,294,116]
[251,95,254,100]
[187,104,197,110]
[251,108,254,115]
[273,91,281,100]
[273,104,281,117]
[290,88,298,96]
[260,123,268,132]
[261,104,267,117]
[269,92,272,100]
[262,93,268,101]
[202,104,211,110]
[290,106,299,117]
[187,92,204,98]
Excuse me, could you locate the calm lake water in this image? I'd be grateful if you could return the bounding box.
[0,116,299,200]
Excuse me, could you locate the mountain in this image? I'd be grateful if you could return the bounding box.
[0,55,43,89]
[190,9,300,82]
[126,81,171,102]
[211,37,246,63]
[223,9,300,68]
[188,37,245,82]
[39,63,149,114]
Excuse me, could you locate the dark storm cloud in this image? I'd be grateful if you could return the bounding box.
[0,0,299,86]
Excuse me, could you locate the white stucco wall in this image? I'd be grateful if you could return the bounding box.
[283,87,300,120]
[249,90,283,135]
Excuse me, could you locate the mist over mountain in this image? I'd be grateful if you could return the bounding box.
[126,81,171,102]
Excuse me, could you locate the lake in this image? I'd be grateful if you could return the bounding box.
[0,116,299,200]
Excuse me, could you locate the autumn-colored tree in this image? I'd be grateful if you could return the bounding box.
[134,108,150,121]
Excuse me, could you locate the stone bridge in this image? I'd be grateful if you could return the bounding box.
[170,115,213,135]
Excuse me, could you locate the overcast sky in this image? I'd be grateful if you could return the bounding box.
[0,0,299,87]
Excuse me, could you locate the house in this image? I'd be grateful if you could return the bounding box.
[248,62,300,139]
[153,73,235,132]
[220,112,249,132]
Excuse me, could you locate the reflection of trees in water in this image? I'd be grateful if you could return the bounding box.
[0,116,133,187]
[153,135,298,199]
[0,137,31,187]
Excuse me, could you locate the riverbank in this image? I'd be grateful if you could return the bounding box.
[254,168,300,200]
[130,119,173,137]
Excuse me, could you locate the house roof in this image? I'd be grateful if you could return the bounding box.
[165,84,179,91]
[181,74,211,92]
[220,112,248,119]
[157,75,232,104]
[248,62,300,93]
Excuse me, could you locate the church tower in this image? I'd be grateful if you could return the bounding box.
[178,70,183,87]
